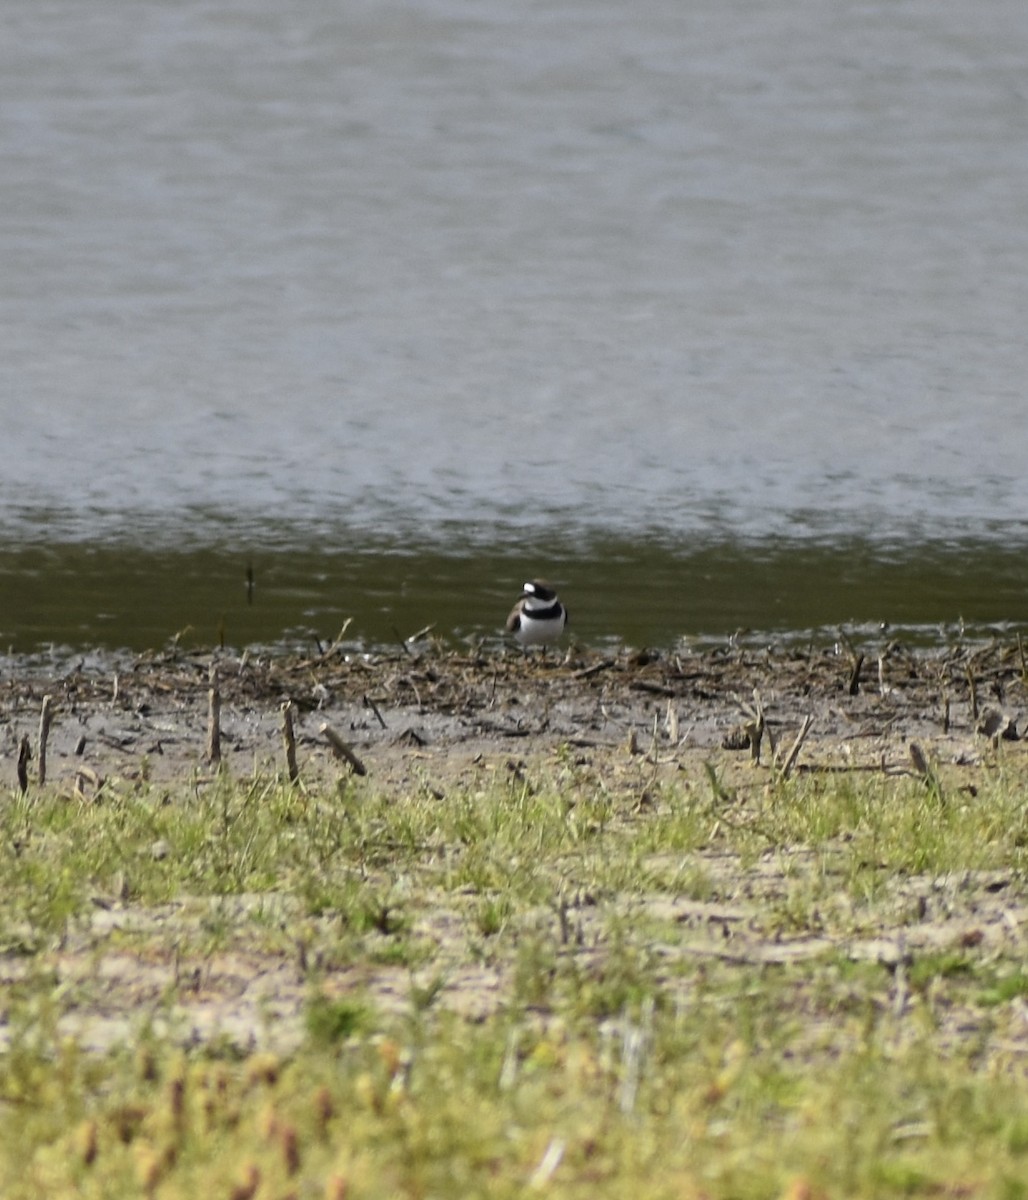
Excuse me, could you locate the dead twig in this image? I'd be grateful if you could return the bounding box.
[17,736,31,794]
[38,694,54,786]
[847,653,864,696]
[776,715,814,780]
[572,658,615,680]
[363,694,388,730]
[281,701,299,783]
[665,699,679,745]
[326,618,354,655]
[739,690,765,764]
[319,723,367,776]
[206,663,222,767]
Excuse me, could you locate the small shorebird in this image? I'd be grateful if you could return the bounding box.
[505,580,569,648]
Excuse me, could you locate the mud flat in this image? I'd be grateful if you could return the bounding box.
[4,635,1028,1199]
[2,632,1021,787]
[0,634,1026,1059]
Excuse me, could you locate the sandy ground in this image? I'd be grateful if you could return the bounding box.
[1,636,1026,1055]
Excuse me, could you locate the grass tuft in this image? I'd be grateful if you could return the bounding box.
[1,745,1028,1196]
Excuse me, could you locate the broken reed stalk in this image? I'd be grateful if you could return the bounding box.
[324,618,354,657]
[745,690,765,763]
[572,658,615,680]
[966,664,979,721]
[38,694,54,786]
[777,714,814,780]
[17,736,31,794]
[319,722,367,776]
[665,698,679,745]
[281,701,299,783]
[847,653,864,696]
[206,663,222,767]
[363,694,388,730]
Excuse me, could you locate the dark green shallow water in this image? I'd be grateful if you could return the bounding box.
[1,531,1025,657]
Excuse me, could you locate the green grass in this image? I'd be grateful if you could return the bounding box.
[1,749,1028,1197]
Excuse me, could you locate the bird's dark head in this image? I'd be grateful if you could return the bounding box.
[523,579,557,602]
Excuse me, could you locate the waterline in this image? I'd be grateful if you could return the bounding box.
[2,531,1024,655]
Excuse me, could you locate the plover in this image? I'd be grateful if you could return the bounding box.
[505,580,569,648]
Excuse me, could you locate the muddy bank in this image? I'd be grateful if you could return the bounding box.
[1,634,1023,790]
[1,636,1026,1057]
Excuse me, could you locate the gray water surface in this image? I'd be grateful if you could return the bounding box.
[4,0,1028,544]
[3,1,1028,649]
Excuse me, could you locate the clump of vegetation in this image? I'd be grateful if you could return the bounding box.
[1,742,1028,1197]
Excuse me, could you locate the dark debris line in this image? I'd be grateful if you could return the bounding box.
[6,636,1024,707]
[1,637,1025,785]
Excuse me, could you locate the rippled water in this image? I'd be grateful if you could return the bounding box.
[2,0,1028,648]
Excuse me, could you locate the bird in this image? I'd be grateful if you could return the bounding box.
[505,580,569,648]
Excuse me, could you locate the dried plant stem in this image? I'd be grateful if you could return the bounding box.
[847,653,864,696]
[17,736,31,794]
[37,694,54,786]
[777,715,814,780]
[966,664,978,721]
[319,723,367,776]
[363,694,388,730]
[281,701,299,783]
[206,664,222,766]
[745,691,765,763]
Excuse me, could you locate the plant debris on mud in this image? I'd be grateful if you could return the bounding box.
[2,636,1028,1197]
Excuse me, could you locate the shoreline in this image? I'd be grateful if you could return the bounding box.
[2,635,1021,792]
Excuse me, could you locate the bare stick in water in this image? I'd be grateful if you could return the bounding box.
[38,694,54,786]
